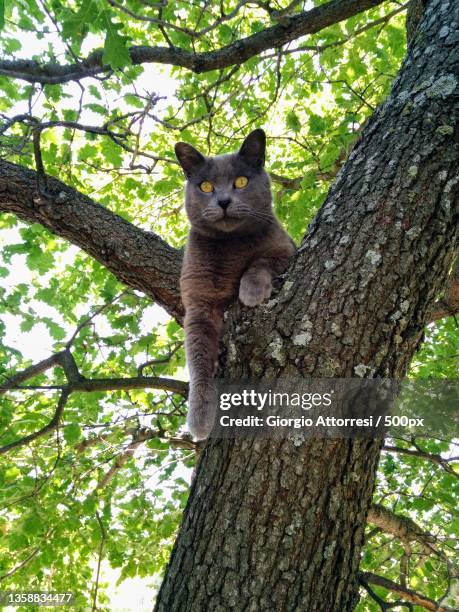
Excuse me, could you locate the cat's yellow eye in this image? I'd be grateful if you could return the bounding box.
[200,181,214,193]
[234,176,249,189]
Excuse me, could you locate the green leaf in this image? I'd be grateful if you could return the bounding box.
[0,0,5,30]
[219,24,233,44]
[101,12,132,70]
[26,248,54,274]
[88,84,102,99]
[124,94,144,108]
[286,110,301,133]
[62,0,99,47]
[82,495,97,514]
[44,319,66,341]
[23,513,44,536]
[63,423,82,444]
[309,113,327,135]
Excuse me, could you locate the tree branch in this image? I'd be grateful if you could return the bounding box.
[0,350,82,393]
[359,571,456,611]
[0,0,387,84]
[0,160,183,321]
[0,351,66,393]
[1,377,189,395]
[76,428,195,455]
[367,504,439,556]
[429,259,459,322]
[62,376,188,394]
[0,351,188,455]
[264,3,408,58]
[0,389,70,456]
[383,444,458,477]
[0,545,42,582]
[91,512,106,612]
[97,444,144,489]
[96,427,153,489]
[0,349,188,396]
[0,110,176,166]
[107,0,259,38]
[95,426,195,489]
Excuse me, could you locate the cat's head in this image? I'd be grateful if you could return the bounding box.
[175,129,273,236]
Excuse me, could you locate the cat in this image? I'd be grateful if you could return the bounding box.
[175,129,296,440]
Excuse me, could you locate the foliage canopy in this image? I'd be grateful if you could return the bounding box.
[0,0,457,609]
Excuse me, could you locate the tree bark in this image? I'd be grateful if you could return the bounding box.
[154,1,458,610]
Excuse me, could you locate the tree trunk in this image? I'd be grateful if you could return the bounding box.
[154,1,458,609]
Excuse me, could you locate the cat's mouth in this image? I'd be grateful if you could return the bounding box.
[213,215,245,231]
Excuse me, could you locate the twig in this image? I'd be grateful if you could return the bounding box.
[383,444,458,477]
[91,512,106,612]
[359,571,456,611]
[0,389,70,456]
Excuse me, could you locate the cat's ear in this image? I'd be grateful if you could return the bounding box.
[238,129,266,169]
[175,142,205,177]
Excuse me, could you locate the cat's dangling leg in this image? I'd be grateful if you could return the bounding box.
[184,302,223,440]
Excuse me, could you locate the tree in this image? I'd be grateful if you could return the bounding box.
[0,0,457,610]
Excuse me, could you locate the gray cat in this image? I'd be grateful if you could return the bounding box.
[175,129,296,440]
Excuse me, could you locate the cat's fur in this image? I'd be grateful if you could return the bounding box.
[175,129,296,440]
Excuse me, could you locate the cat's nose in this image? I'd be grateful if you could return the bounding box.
[217,198,231,210]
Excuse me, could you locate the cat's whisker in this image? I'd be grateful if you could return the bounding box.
[231,205,273,220]
[230,207,272,221]
[247,210,273,218]
[246,212,275,223]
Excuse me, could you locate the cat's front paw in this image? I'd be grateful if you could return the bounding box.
[239,274,272,307]
[187,384,216,441]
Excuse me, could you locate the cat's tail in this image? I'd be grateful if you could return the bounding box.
[187,381,217,440]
